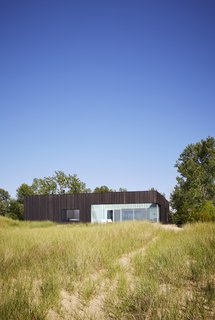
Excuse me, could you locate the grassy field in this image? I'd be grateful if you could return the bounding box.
[0,217,215,320]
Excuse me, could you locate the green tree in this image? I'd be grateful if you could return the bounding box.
[31,171,90,195]
[16,183,34,203]
[170,136,215,224]
[189,200,215,222]
[67,174,91,193]
[31,177,57,195]
[94,186,114,193]
[0,188,10,216]
[8,199,24,220]
[53,170,68,194]
[118,188,127,192]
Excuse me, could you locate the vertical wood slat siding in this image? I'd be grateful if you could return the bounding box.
[24,191,169,223]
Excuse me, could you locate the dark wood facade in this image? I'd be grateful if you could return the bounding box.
[24,191,169,223]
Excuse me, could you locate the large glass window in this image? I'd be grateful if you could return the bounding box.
[122,209,133,221]
[91,203,159,223]
[134,208,147,220]
[62,209,80,221]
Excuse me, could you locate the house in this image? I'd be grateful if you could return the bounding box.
[24,190,169,223]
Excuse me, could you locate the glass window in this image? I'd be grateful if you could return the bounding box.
[91,203,159,223]
[62,209,80,221]
[134,208,147,220]
[148,204,158,221]
[122,209,133,221]
[114,209,121,222]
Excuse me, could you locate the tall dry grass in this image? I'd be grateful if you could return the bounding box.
[106,223,215,319]
[0,216,214,319]
[0,217,159,319]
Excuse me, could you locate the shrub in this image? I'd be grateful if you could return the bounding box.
[189,201,215,222]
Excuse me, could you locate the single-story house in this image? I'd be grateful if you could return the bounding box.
[24,190,169,224]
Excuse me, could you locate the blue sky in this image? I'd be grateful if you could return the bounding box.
[0,0,215,199]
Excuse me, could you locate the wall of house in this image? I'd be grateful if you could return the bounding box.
[24,191,169,223]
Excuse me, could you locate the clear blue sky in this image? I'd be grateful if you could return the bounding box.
[1,0,215,199]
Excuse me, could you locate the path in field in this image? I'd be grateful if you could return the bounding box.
[46,239,155,319]
[47,225,181,320]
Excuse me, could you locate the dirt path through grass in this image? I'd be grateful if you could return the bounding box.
[47,235,159,320]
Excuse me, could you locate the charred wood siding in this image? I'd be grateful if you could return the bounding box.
[24,191,169,223]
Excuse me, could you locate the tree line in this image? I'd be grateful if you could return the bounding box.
[0,172,127,220]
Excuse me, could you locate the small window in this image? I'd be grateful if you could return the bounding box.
[62,209,80,221]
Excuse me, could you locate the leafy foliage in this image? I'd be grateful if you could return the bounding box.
[185,200,215,223]
[8,199,24,220]
[118,187,127,192]
[171,137,215,224]
[31,171,91,195]
[94,185,114,193]
[67,173,91,194]
[16,183,34,203]
[31,176,57,195]
[94,186,128,192]
[0,202,9,216]
[0,188,10,216]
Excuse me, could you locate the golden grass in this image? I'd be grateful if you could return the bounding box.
[0,216,214,319]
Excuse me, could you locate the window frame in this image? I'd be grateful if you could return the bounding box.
[61,209,80,222]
